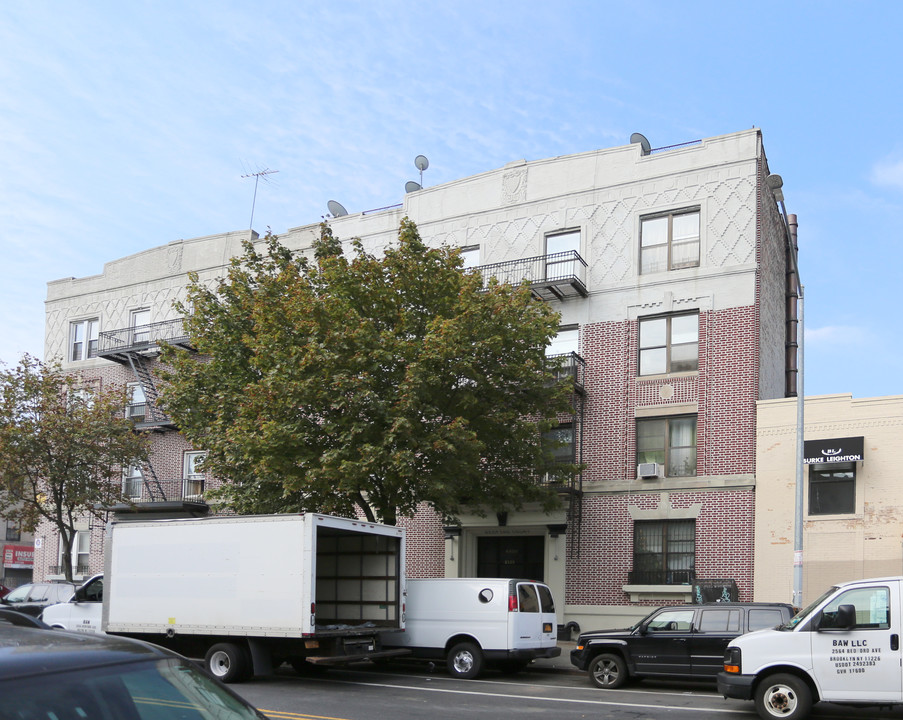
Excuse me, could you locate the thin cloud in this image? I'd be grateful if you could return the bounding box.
[871,156,903,192]
[806,325,871,347]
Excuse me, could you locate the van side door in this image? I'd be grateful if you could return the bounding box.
[511,582,542,650]
[810,582,902,702]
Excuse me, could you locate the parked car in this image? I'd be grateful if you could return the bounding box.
[0,581,76,617]
[40,573,103,633]
[571,602,796,688]
[0,623,266,719]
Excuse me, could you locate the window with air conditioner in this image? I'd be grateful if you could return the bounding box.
[126,382,146,422]
[636,415,697,477]
[122,465,143,501]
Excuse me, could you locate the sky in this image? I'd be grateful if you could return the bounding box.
[1,1,902,399]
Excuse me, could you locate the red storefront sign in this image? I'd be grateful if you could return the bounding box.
[2,544,34,569]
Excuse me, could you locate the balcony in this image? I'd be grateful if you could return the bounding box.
[546,351,585,393]
[121,477,206,505]
[97,318,193,362]
[473,251,587,301]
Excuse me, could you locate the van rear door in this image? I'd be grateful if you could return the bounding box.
[510,582,558,651]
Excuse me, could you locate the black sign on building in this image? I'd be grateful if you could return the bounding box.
[803,436,864,465]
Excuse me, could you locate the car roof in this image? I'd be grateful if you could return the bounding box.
[0,625,174,681]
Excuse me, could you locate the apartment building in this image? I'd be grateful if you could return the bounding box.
[40,128,797,628]
[755,394,903,607]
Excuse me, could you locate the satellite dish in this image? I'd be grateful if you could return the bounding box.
[327,200,348,217]
[405,181,422,193]
[630,133,652,156]
[414,155,429,172]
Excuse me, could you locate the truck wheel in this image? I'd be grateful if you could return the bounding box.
[588,653,628,689]
[447,642,484,679]
[754,673,812,720]
[205,643,248,683]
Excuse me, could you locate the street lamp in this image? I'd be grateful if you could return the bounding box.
[767,173,804,608]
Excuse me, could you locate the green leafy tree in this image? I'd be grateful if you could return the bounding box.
[160,219,578,525]
[0,355,150,581]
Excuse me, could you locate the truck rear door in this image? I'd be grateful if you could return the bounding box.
[809,581,903,703]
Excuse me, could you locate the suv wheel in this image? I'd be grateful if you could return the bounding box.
[589,652,627,689]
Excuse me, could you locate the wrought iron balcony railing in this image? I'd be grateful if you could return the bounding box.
[48,564,90,577]
[121,477,206,504]
[546,351,585,392]
[473,251,587,300]
[627,569,696,585]
[98,318,192,358]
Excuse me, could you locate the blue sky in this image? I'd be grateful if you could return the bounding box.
[1,1,901,399]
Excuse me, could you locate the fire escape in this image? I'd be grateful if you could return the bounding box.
[474,250,587,557]
[97,318,196,505]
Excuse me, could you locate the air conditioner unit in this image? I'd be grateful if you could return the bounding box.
[637,463,663,480]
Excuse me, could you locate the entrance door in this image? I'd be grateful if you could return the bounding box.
[477,536,544,580]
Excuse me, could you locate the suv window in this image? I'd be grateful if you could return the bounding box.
[698,608,740,632]
[748,608,786,631]
[647,609,694,631]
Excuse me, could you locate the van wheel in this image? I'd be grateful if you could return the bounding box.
[447,642,484,679]
[588,653,627,689]
[205,643,248,683]
[755,673,812,720]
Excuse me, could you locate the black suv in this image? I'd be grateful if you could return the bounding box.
[570,602,795,688]
[0,581,76,617]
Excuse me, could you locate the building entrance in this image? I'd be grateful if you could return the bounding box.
[477,535,545,580]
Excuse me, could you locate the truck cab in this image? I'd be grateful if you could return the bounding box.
[718,576,903,719]
[40,574,104,634]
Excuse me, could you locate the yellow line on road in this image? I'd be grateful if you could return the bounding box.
[262,712,352,720]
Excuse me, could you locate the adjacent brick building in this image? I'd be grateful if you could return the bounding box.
[39,128,797,629]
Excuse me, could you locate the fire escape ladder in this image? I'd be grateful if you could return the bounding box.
[140,459,167,502]
[126,353,165,424]
[565,387,584,559]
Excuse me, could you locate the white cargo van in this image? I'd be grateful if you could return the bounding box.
[382,577,560,678]
[718,575,903,720]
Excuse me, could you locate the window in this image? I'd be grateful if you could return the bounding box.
[646,608,694,631]
[547,327,579,356]
[59,531,90,575]
[123,465,143,500]
[126,382,147,422]
[545,230,580,279]
[749,608,787,631]
[184,451,207,498]
[543,423,575,465]
[460,245,480,270]
[5,524,20,541]
[640,209,700,274]
[69,318,99,361]
[809,466,855,515]
[819,586,889,630]
[633,519,695,585]
[698,608,741,633]
[639,314,698,375]
[517,583,540,613]
[636,415,697,477]
[130,308,151,345]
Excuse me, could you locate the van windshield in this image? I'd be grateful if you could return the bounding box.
[779,586,838,630]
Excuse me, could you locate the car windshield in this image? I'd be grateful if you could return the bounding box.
[0,657,264,720]
[779,586,838,630]
[3,584,32,603]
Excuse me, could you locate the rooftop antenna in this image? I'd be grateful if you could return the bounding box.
[327,200,348,217]
[414,154,429,186]
[241,167,279,229]
[630,133,652,156]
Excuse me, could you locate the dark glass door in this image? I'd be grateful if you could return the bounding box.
[477,536,545,580]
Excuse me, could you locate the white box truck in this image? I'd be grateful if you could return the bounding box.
[718,575,903,720]
[45,513,407,682]
[381,577,561,678]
